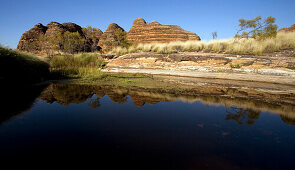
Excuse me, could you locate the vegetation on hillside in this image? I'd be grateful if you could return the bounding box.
[0,46,50,84]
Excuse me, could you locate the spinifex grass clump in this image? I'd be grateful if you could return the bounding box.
[49,53,107,78]
[0,46,50,84]
[111,32,295,56]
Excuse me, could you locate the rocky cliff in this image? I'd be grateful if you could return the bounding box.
[127,18,200,43]
[278,24,295,33]
[98,23,126,52]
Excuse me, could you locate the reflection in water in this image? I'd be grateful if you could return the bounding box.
[225,106,260,125]
[1,82,295,168]
[38,83,295,126]
[88,98,100,108]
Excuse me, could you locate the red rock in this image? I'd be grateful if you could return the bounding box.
[127,18,201,43]
[278,24,295,33]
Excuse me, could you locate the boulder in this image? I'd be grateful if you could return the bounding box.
[127,18,201,43]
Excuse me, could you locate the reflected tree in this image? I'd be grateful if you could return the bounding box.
[225,106,260,125]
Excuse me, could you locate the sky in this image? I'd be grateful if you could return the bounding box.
[0,0,294,48]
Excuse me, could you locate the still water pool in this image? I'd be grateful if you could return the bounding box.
[0,83,295,169]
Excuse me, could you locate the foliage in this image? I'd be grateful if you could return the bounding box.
[114,28,132,48]
[235,16,278,40]
[62,31,85,54]
[0,46,49,84]
[83,26,99,42]
[82,26,101,52]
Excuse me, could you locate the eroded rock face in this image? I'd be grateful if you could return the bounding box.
[278,24,295,33]
[17,22,101,54]
[17,23,47,52]
[98,23,126,52]
[44,22,67,38]
[62,22,84,36]
[127,18,201,43]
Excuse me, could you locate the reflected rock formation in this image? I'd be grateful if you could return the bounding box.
[225,106,260,125]
[39,83,295,126]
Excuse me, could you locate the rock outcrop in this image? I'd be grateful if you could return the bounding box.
[98,23,126,52]
[17,22,101,54]
[278,24,295,33]
[44,22,67,38]
[62,22,84,35]
[127,18,200,43]
[17,23,47,52]
[17,19,202,54]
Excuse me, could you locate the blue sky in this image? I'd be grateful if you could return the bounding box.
[0,0,294,48]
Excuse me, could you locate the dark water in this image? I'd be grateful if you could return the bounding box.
[1,83,295,169]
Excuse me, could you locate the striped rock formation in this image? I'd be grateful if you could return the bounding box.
[127,18,200,43]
